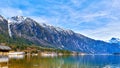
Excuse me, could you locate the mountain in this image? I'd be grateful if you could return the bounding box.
[109,37,120,45]
[0,15,9,43]
[0,15,8,34]
[0,15,120,54]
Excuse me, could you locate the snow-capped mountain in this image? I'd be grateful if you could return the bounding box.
[8,16,27,24]
[109,37,120,45]
[0,15,120,54]
[8,16,75,37]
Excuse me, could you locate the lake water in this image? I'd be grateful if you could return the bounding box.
[0,55,120,68]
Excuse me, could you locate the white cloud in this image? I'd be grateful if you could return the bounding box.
[0,7,23,17]
[79,20,120,41]
[72,0,120,41]
[33,0,120,41]
[1,0,120,41]
[70,0,86,7]
[30,16,49,24]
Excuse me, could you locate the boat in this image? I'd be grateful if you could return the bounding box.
[41,52,57,57]
[8,54,24,59]
[8,52,25,55]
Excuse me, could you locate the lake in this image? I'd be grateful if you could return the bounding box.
[0,55,120,68]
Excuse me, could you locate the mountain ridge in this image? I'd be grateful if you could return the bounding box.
[0,15,120,54]
[109,37,120,45]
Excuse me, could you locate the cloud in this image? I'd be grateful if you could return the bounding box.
[70,0,86,7]
[0,0,120,41]
[80,21,120,41]
[31,0,120,41]
[0,7,23,17]
[50,0,119,41]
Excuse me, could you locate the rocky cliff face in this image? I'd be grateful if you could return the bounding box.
[0,15,120,54]
[0,15,8,34]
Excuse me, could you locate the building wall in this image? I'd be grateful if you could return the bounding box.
[0,51,9,55]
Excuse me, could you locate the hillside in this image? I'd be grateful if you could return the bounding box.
[0,15,120,54]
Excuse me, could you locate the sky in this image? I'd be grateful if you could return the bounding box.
[0,0,120,41]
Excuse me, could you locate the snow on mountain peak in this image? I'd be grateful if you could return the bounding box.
[8,16,27,24]
[7,16,74,36]
[109,37,120,44]
[12,16,27,21]
[40,23,73,34]
[0,15,4,21]
[7,16,27,37]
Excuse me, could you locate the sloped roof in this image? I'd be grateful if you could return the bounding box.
[0,45,11,50]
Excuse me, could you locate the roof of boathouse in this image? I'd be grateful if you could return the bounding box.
[0,45,11,51]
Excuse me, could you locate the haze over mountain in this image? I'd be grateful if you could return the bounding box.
[0,15,120,54]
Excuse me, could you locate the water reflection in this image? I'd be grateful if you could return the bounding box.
[103,65,120,68]
[0,56,9,63]
[0,55,120,68]
[0,56,9,68]
[62,55,120,68]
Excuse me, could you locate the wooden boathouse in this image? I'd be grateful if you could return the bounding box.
[0,45,11,55]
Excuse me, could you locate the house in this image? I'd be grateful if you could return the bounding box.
[0,45,11,55]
